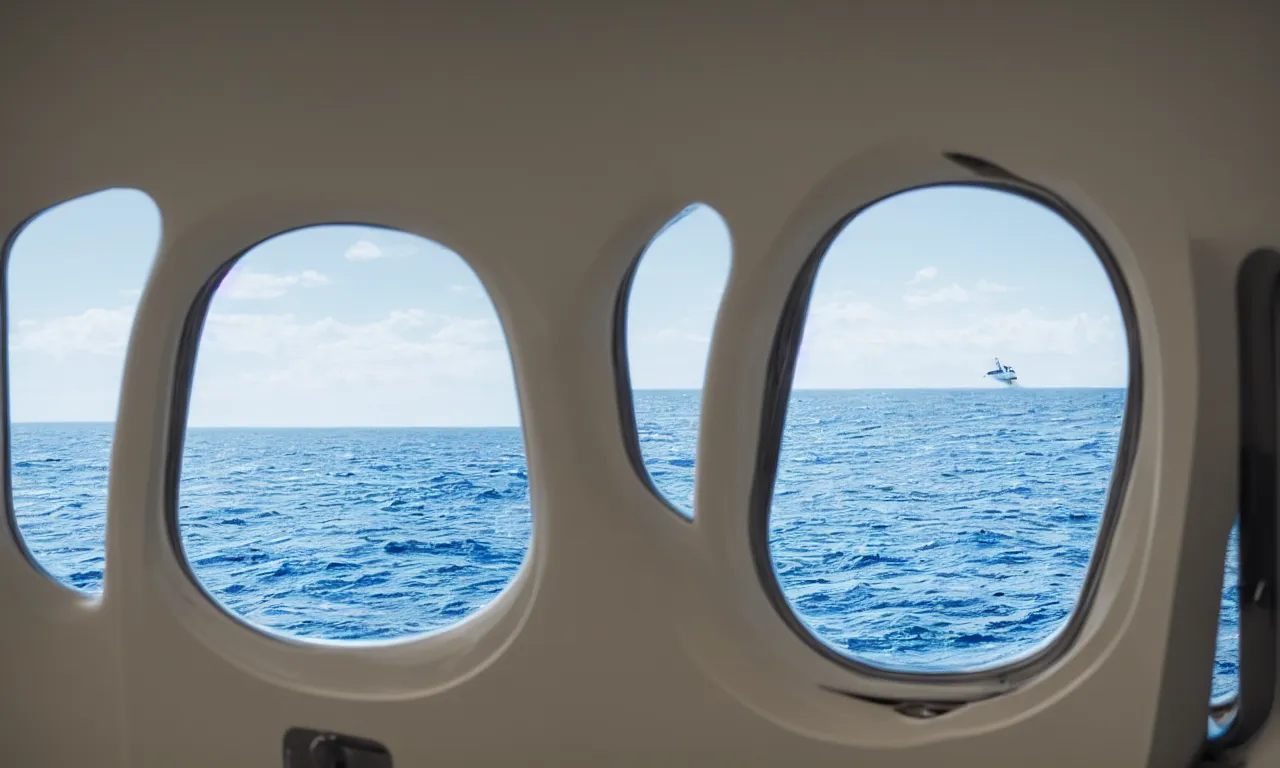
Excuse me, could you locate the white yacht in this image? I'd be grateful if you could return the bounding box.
[986,358,1019,385]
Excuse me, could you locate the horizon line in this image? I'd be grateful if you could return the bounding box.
[11,385,1126,428]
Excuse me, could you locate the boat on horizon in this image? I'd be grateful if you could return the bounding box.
[986,358,1018,386]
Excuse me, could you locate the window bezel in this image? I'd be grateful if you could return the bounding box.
[1205,247,1280,751]
[746,168,1144,690]
[0,188,158,601]
[162,222,535,647]
[611,202,720,520]
[0,207,74,595]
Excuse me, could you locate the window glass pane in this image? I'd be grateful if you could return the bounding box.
[177,225,530,640]
[767,186,1131,672]
[6,188,160,593]
[624,204,730,516]
[1213,522,1240,703]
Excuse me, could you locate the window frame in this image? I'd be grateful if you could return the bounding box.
[0,209,70,592]
[746,166,1145,692]
[1206,247,1280,750]
[611,202,717,521]
[0,189,158,599]
[163,243,247,629]
[162,222,534,645]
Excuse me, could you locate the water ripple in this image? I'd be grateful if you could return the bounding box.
[10,390,1239,700]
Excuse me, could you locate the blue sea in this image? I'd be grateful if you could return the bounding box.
[10,389,1239,700]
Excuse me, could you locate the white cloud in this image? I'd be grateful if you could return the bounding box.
[344,240,383,261]
[976,279,1017,293]
[11,306,136,357]
[805,298,881,327]
[199,308,509,388]
[805,303,1118,354]
[181,306,522,426]
[907,266,939,284]
[903,283,971,307]
[903,280,1017,307]
[647,326,711,345]
[219,269,330,300]
[9,298,520,425]
[794,296,1125,387]
[449,284,484,298]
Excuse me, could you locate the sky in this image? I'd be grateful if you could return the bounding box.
[6,186,1128,426]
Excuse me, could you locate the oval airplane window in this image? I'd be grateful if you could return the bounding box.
[175,225,530,640]
[762,185,1136,674]
[620,204,730,516]
[5,188,161,594]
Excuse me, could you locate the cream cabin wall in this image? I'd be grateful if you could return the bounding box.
[0,3,1277,765]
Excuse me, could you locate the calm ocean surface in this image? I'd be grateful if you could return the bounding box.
[10,389,1239,700]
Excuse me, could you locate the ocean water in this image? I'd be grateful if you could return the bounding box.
[772,388,1127,672]
[10,389,1239,700]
